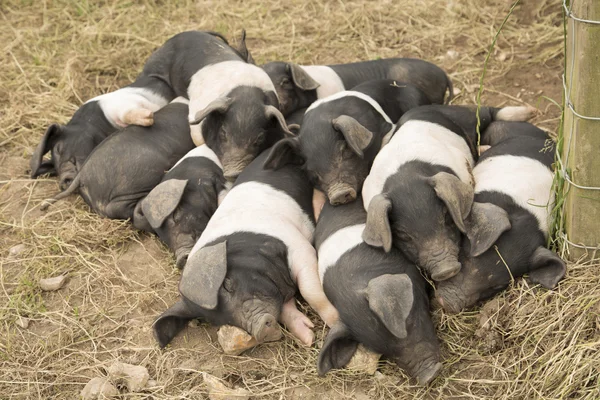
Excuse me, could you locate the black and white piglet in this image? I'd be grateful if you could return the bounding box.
[153,149,338,348]
[264,80,431,205]
[133,145,231,268]
[315,197,442,385]
[41,98,194,219]
[160,31,293,179]
[263,57,453,116]
[436,122,565,313]
[362,104,536,282]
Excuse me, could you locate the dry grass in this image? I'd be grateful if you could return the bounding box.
[2,0,597,399]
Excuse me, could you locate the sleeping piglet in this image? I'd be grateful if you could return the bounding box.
[262,57,453,116]
[362,104,536,282]
[133,145,230,268]
[153,148,339,349]
[436,122,565,313]
[264,79,431,205]
[41,98,194,219]
[315,197,442,385]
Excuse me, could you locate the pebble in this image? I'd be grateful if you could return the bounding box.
[39,275,67,291]
[445,50,459,61]
[15,316,30,329]
[8,244,26,257]
[217,325,259,356]
[346,344,381,375]
[107,362,149,393]
[80,377,119,399]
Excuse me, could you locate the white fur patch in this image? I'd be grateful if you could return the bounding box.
[362,120,474,210]
[300,65,345,99]
[474,155,554,235]
[318,224,366,282]
[495,106,535,122]
[189,181,315,273]
[170,96,189,105]
[187,60,277,125]
[170,144,222,171]
[87,87,169,128]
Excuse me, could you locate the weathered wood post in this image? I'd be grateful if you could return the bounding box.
[562,0,600,260]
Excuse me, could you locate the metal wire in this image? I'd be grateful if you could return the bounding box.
[558,0,600,250]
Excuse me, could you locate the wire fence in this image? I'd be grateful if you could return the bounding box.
[557,0,600,254]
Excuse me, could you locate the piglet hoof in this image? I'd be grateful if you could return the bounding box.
[39,198,57,212]
[122,109,154,127]
[287,315,315,346]
[415,361,443,386]
[478,145,491,154]
[430,261,461,282]
[190,125,205,147]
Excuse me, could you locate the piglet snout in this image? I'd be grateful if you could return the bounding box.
[252,314,282,343]
[328,187,357,206]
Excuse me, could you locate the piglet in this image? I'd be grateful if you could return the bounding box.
[153,149,338,348]
[41,98,194,219]
[315,197,442,385]
[264,79,431,205]
[362,104,536,281]
[436,122,565,313]
[263,57,453,116]
[133,145,230,268]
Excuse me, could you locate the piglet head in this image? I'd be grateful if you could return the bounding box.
[191,87,294,181]
[318,273,441,386]
[262,61,320,116]
[153,241,291,348]
[436,202,565,313]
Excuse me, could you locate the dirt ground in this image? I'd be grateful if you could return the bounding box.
[2,0,599,399]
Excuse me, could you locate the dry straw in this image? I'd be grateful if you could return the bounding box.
[2,0,596,399]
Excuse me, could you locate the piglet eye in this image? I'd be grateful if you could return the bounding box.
[281,78,293,89]
[255,132,266,145]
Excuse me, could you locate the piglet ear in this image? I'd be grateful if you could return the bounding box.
[366,274,414,339]
[153,300,199,348]
[264,105,294,137]
[190,97,232,125]
[363,194,393,252]
[464,202,511,257]
[141,179,188,230]
[235,29,255,64]
[332,115,374,158]
[31,124,61,178]
[287,63,320,91]
[317,323,358,376]
[528,247,566,289]
[179,241,228,310]
[263,137,304,170]
[430,172,474,233]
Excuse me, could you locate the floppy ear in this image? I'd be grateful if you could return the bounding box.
[179,241,228,310]
[332,115,374,158]
[264,105,295,137]
[140,179,188,230]
[317,323,359,376]
[30,124,61,178]
[528,247,566,289]
[287,63,320,91]
[429,172,474,233]
[153,300,200,348]
[362,194,393,252]
[263,137,304,170]
[464,202,512,257]
[366,274,414,339]
[190,97,232,125]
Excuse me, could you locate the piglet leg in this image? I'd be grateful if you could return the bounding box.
[121,108,155,127]
[312,189,326,222]
[279,298,315,346]
[292,244,340,327]
[190,123,205,147]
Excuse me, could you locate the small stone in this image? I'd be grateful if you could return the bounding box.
[188,319,201,328]
[217,325,259,355]
[8,244,26,257]
[513,82,520,87]
[496,51,508,62]
[203,372,251,400]
[466,84,480,94]
[81,377,119,399]
[479,298,501,330]
[16,316,30,329]
[346,344,381,375]
[535,73,542,79]
[445,50,459,61]
[146,379,157,388]
[39,275,67,291]
[452,87,462,97]
[107,362,149,393]
[374,371,386,381]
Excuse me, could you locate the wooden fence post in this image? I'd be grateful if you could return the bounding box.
[562,0,600,260]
